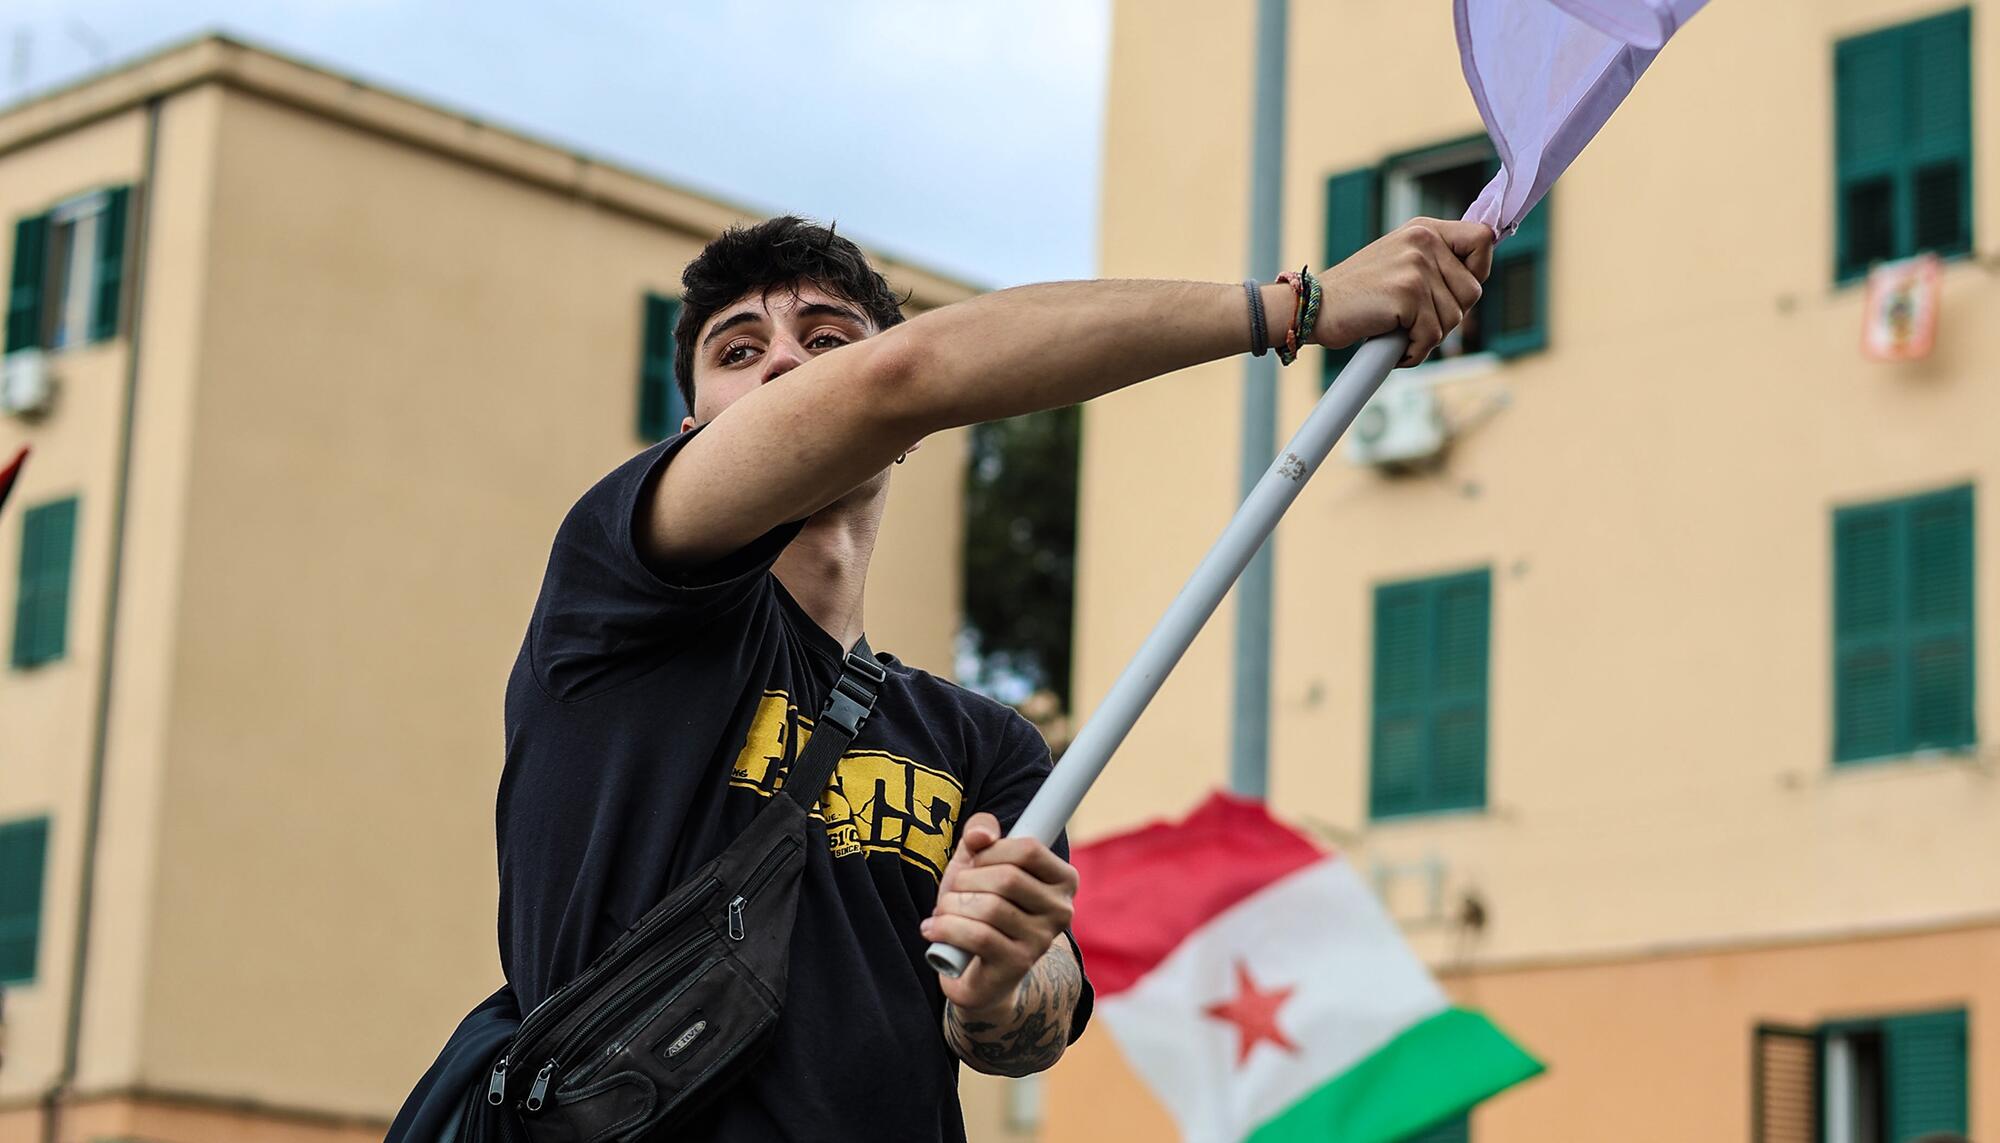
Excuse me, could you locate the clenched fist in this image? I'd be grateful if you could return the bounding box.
[1314,217,1496,368]
[919,812,1078,1014]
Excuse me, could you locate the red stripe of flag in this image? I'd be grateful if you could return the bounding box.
[0,446,27,516]
[1069,792,1326,996]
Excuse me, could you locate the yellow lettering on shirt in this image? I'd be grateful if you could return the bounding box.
[728,691,964,881]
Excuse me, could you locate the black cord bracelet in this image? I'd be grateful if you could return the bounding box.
[1243,280,1269,357]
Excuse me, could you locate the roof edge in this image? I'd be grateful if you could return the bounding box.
[0,32,984,308]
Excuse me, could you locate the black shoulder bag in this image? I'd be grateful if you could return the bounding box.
[477,640,887,1143]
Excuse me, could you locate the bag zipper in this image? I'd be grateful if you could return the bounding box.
[727,836,799,942]
[502,833,802,1108]
[524,1061,556,1112]
[544,930,709,1063]
[516,928,712,1112]
[510,877,719,1058]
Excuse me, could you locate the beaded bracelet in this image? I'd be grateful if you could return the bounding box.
[1273,266,1322,366]
[1298,268,1323,356]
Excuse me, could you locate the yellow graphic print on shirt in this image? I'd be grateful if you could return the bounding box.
[729,691,963,881]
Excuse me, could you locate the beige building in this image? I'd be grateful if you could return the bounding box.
[0,36,998,1143]
[1060,1,1996,1141]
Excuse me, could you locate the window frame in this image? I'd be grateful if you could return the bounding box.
[1815,1008,1969,1142]
[0,815,50,986]
[1368,566,1493,821]
[13,495,81,669]
[7,186,130,355]
[1322,134,1550,391]
[44,192,108,352]
[1830,484,1976,765]
[1832,8,1975,283]
[636,291,687,443]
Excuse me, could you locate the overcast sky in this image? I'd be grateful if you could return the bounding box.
[4,0,1111,287]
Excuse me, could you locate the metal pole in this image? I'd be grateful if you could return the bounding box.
[928,333,1407,977]
[1230,0,1288,800]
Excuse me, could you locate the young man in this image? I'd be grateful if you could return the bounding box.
[395,213,1491,1142]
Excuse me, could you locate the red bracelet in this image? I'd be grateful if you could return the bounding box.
[1275,267,1310,366]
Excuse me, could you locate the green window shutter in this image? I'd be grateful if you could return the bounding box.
[13,497,79,669]
[1884,1009,1967,1140]
[637,293,685,442]
[1903,9,1973,260]
[6,213,50,353]
[1401,1113,1469,1143]
[1835,25,1908,279]
[1321,167,1379,389]
[1836,28,1907,168]
[1371,583,1432,818]
[1905,486,1974,751]
[1833,503,1903,761]
[0,816,50,984]
[1834,486,1976,762]
[1487,193,1549,359]
[1372,569,1490,818]
[1431,572,1491,809]
[89,186,131,343]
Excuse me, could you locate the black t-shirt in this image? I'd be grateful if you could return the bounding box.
[497,433,1092,1142]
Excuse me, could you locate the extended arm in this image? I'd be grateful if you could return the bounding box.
[647,220,1493,564]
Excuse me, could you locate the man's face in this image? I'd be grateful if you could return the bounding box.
[684,282,878,431]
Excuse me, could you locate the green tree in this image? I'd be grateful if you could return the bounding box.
[961,406,1078,710]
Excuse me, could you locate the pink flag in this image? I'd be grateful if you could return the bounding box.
[1459,0,1710,234]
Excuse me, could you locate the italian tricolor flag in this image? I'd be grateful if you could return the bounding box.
[1071,794,1542,1143]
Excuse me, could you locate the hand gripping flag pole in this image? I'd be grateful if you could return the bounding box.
[927,332,1408,976]
[928,0,1711,978]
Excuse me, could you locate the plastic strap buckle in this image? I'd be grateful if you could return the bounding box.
[821,651,886,736]
[844,649,888,686]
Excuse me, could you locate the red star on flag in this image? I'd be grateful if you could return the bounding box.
[1202,959,1299,1066]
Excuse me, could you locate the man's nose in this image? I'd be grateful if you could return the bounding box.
[761,339,807,383]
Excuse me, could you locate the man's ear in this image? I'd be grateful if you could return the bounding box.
[680,415,697,434]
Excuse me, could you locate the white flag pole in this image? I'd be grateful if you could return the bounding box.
[927,331,1409,977]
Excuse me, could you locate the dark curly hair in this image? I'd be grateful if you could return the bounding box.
[674,216,906,413]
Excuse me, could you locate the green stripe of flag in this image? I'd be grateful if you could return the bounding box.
[1247,1008,1545,1143]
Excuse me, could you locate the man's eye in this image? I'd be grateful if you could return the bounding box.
[720,344,759,365]
[808,333,849,351]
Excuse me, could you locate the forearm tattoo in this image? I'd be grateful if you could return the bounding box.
[943,939,1083,1077]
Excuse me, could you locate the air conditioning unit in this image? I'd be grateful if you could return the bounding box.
[1346,375,1447,468]
[1,350,54,418]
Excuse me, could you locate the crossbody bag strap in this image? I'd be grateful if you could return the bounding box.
[785,637,886,810]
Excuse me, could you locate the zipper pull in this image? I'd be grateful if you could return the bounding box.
[486,1056,508,1106]
[727,895,746,941]
[524,1061,556,1112]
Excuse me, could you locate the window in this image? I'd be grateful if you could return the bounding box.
[1371,569,1490,819]
[13,496,79,668]
[0,816,50,985]
[5,186,130,354]
[1323,139,1549,386]
[1402,1114,1469,1142]
[1834,9,1973,281]
[1832,485,1974,763]
[636,292,687,442]
[1755,1012,1969,1142]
